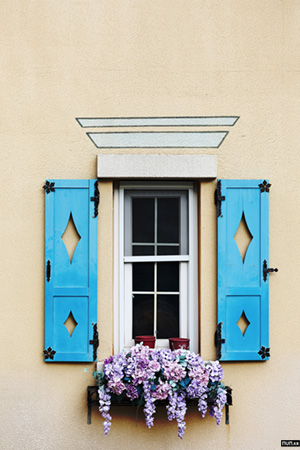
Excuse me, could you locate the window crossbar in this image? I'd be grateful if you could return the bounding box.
[132,291,180,296]
[132,243,180,246]
[124,255,189,263]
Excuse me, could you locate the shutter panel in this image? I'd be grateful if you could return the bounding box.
[44,180,98,362]
[217,180,269,361]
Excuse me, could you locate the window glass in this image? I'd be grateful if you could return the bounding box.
[132,245,155,256]
[133,263,154,291]
[157,197,179,244]
[157,262,179,292]
[124,190,188,256]
[123,187,194,347]
[157,245,179,256]
[132,197,154,243]
[133,294,154,337]
[157,295,179,338]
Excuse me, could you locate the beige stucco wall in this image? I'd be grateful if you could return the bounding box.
[1,1,300,449]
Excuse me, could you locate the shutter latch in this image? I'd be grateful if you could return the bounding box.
[215,322,225,360]
[215,180,225,217]
[263,259,278,282]
[89,323,99,361]
[90,181,99,218]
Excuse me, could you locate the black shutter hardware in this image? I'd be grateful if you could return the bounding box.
[215,180,225,217]
[215,322,225,360]
[259,180,271,193]
[44,347,56,360]
[225,386,233,424]
[89,323,99,361]
[263,259,278,282]
[258,346,270,359]
[46,260,51,282]
[90,181,100,218]
[43,181,55,194]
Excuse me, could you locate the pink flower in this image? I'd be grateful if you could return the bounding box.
[132,368,148,384]
[149,360,160,372]
[188,367,209,384]
[164,362,186,382]
[152,380,171,400]
[108,380,126,395]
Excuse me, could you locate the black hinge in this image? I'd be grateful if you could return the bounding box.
[43,181,55,194]
[215,322,225,360]
[263,259,278,282]
[259,180,271,193]
[90,181,99,218]
[214,180,225,217]
[44,347,56,360]
[46,260,51,282]
[89,323,99,361]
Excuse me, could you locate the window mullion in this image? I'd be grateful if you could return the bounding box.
[154,262,157,338]
[154,197,158,256]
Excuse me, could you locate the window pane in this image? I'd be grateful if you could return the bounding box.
[132,198,154,243]
[157,198,179,244]
[157,295,179,338]
[133,263,154,292]
[133,294,154,338]
[157,262,179,292]
[157,245,179,256]
[133,245,155,256]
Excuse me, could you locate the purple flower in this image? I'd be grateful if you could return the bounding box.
[209,386,227,425]
[149,360,160,372]
[108,380,126,395]
[206,361,224,382]
[152,380,171,400]
[126,385,139,401]
[198,395,208,418]
[164,362,186,382]
[166,392,187,439]
[188,366,209,384]
[98,387,112,436]
[96,344,227,438]
[143,381,156,428]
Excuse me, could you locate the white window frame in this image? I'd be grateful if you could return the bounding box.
[113,181,198,353]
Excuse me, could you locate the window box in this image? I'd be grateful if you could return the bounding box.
[88,345,232,439]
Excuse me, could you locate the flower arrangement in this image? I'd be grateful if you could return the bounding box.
[94,344,227,439]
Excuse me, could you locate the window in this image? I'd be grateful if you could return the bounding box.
[114,182,198,353]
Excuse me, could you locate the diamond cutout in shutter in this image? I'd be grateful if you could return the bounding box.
[233,212,253,263]
[237,310,250,336]
[61,213,81,264]
[64,311,78,337]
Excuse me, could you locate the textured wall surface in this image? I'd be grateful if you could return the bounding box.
[1,1,300,449]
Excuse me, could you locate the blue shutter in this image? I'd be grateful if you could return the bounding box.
[217,180,270,361]
[44,180,98,362]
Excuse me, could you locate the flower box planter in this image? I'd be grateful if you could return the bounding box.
[87,385,232,426]
[88,345,232,438]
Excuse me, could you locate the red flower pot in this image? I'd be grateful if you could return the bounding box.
[169,338,190,350]
[134,336,156,348]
